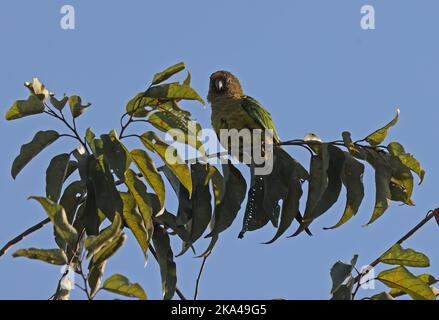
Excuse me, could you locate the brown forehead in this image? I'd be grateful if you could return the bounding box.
[210,71,231,80]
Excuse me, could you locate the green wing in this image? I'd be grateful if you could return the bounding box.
[241,95,280,143]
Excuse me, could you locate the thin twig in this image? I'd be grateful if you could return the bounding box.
[52,228,86,300]
[194,256,208,300]
[0,217,51,258]
[119,134,141,140]
[351,209,439,299]
[44,103,89,153]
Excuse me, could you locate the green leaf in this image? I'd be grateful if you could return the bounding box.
[140,131,192,196]
[388,142,406,156]
[398,153,425,185]
[5,95,44,120]
[325,153,365,230]
[330,255,358,294]
[183,71,191,86]
[177,163,212,256]
[88,233,127,298]
[130,149,166,216]
[85,213,122,258]
[101,129,131,180]
[144,83,205,105]
[309,145,345,220]
[342,131,366,160]
[388,154,415,206]
[124,169,154,224]
[12,248,67,265]
[59,180,86,223]
[88,155,123,221]
[79,179,100,236]
[85,128,98,155]
[331,284,354,300]
[57,180,86,248]
[370,292,394,300]
[120,190,153,259]
[379,244,430,267]
[46,153,71,202]
[197,234,219,258]
[148,111,205,153]
[88,260,106,299]
[29,197,78,247]
[50,95,68,111]
[151,62,185,85]
[158,101,192,119]
[103,274,147,300]
[366,109,400,146]
[377,266,436,300]
[69,95,91,118]
[207,164,246,237]
[89,233,127,269]
[152,225,177,300]
[301,145,329,226]
[11,130,59,179]
[389,273,438,298]
[365,151,393,225]
[266,180,302,244]
[125,93,157,117]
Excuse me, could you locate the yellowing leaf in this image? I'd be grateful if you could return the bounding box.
[140,131,192,196]
[389,273,438,298]
[366,109,400,146]
[151,62,185,85]
[144,83,205,105]
[5,95,44,120]
[130,149,165,216]
[399,153,425,185]
[379,244,430,267]
[120,190,153,259]
[103,274,147,300]
[85,213,122,259]
[29,196,78,248]
[13,248,67,265]
[377,266,436,300]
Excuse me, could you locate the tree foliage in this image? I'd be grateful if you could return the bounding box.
[2,63,437,300]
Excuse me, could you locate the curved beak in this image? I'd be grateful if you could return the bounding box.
[215,79,224,91]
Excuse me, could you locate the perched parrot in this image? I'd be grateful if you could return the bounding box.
[207,71,311,239]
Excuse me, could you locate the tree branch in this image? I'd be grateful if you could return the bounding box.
[0,217,51,258]
[351,208,439,299]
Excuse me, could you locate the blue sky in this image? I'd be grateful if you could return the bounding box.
[1,0,438,299]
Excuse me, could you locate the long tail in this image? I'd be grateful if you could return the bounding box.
[239,147,311,239]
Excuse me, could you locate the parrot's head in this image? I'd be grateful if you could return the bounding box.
[207,70,243,103]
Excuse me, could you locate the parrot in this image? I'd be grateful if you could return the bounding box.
[207,70,311,239]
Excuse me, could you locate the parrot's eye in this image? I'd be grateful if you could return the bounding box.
[215,78,225,92]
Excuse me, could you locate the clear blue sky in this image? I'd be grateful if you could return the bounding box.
[1,0,438,300]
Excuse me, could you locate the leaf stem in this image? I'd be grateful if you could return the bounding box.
[44,103,89,153]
